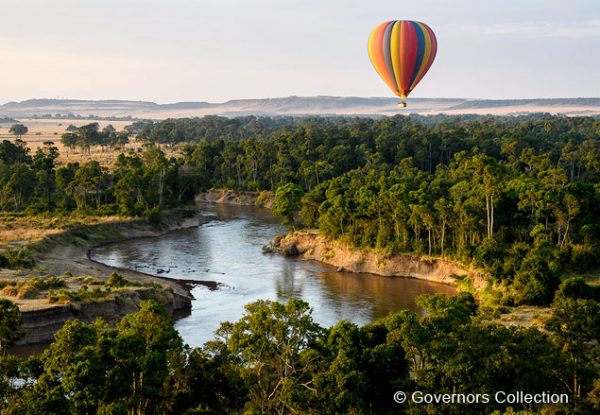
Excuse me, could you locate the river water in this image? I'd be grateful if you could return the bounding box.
[91,204,456,347]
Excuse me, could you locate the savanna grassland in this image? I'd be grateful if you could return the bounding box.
[0,118,174,167]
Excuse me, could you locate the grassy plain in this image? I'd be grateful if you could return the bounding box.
[0,213,131,250]
[0,118,141,166]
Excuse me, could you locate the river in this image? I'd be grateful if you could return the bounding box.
[91,204,456,347]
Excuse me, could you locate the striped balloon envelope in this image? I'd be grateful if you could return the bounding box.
[368,20,437,107]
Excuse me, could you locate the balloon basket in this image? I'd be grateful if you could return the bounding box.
[398,102,407,108]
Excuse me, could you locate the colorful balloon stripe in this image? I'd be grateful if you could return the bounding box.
[368,20,437,103]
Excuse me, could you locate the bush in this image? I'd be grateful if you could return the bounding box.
[48,285,110,304]
[0,279,17,289]
[48,290,76,304]
[98,403,128,415]
[568,244,599,271]
[256,191,272,208]
[554,277,600,302]
[83,276,104,285]
[501,242,530,277]
[473,238,505,276]
[107,272,125,287]
[45,276,67,290]
[0,276,68,299]
[16,284,40,299]
[145,207,162,226]
[1,248,35,269]
[94,204,119,216]
[0,286,18,297]
[512,250,560,305]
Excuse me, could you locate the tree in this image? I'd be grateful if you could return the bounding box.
[114,300,182,414]
[76,123,100,154]
[546,298,600,404]
[272,183,304,227]
[60,133,78,155]
[213,299,324,414]
[312,318,409,414]
[110,132,129,151]
[0,298,22,355]
[113,153,147,215]
[9,300,186,415]
[0,139,31,165]
[9,124,28,138]
[67,160,107,210]
[102,124,116,136]
[2,163,37,210]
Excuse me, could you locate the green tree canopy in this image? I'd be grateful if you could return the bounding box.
[9,124,28,138]
[272,183,304,227]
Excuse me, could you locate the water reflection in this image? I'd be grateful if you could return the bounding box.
[91,204,455,347]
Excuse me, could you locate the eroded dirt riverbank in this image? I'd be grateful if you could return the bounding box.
[274,231,489,290]
[4,211,208,347]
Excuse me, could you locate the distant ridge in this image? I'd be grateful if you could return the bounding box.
[1,96,599,119]
[447,98,600,110]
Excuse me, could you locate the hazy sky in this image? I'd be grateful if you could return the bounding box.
[1,0,599,103]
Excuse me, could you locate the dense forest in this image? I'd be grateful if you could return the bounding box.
[1,284,599,414]
[2,114,600,304]
[1,114,600,413]
[0,138,197,217]
[157,114,600,306]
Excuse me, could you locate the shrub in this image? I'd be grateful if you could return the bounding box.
[0,276,68,300]
[0,286,18,297]
[512,250,560,305]
[98,403,128,415]
[107,271,125,287]
[145,207,162,226]
[473,238,505,276]
[256,191,271,208]
[568,244,599,272]
[1,248,35,269]
[16,284,40,299]
[554,277,600,302]
[45,276,67,290]
[83,276,104,285]
[94,204,119,216]
[0,280,17,289]
[48,290,74,304]
[501,242,529,277]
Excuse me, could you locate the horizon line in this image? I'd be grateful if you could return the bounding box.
[2,95,600,107]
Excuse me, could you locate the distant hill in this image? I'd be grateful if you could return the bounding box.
[0,116,18,124]
[1,96,599,119]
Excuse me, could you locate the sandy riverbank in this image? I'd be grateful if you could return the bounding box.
[44,215,219,294]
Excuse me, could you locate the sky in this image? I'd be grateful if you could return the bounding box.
[0,0,599,103]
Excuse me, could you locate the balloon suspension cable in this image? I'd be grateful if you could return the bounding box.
[398,92,408,108]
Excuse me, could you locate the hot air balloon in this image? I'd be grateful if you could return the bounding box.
[368,20,437,107]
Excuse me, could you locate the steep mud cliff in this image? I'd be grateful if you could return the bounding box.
[196,189,274,208]
[15,287,191,345]
[274,232,488,290]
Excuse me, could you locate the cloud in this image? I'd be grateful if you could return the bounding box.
[447,19,600,39]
